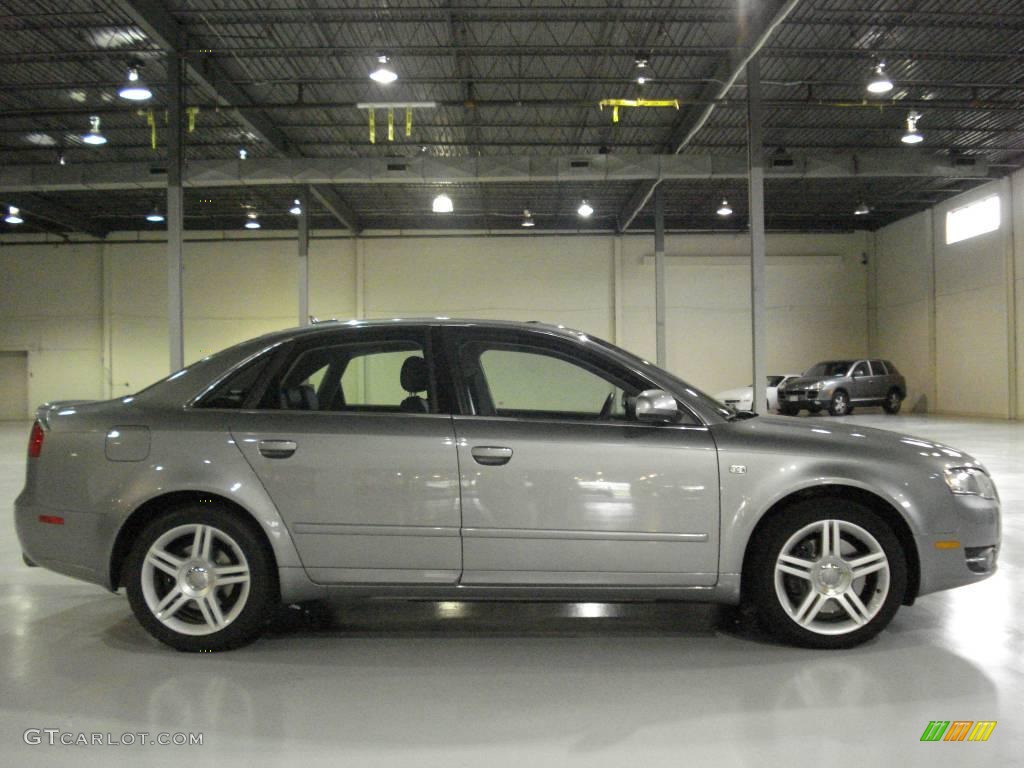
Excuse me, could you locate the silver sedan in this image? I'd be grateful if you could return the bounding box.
[15,319,1000,651]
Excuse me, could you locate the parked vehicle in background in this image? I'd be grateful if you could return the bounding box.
[778,359,907,416]
[16,323,992,653]
[715,374,802,413]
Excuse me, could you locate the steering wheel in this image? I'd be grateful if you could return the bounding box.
[598,391,615,419]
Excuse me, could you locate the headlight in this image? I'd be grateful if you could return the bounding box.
[944,467,997,499]
[807,381,826,391]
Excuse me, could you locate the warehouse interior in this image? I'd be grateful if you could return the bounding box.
[0,1,1022,765]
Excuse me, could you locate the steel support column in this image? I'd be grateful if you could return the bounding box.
[654,186,667,368]
[298,187,310,326]
[748,58,767,415]
[167,52,185,373]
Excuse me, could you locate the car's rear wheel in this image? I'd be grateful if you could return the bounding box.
[125,505,277,652]
[746,499,907,648]
[883,388,903,414]
[828,390,850,416]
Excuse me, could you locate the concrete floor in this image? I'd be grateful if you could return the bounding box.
[0,414,1019,767]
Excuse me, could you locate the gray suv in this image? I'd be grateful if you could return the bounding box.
[778,359,907,416]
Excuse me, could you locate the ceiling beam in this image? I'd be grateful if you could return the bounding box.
[309,186,361,235]
[0,152,991,195]
[2,193,108,238]
[112,0,359,232]
[617,0,802,232]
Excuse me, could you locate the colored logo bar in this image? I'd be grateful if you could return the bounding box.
[920,721,997,742]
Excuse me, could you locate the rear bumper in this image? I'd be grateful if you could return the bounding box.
[14,490,115,590]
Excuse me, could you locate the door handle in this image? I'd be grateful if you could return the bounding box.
[258,439,297,459]
[471,446,513,466]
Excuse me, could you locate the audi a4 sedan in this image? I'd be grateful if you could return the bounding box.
[15,320,999,651]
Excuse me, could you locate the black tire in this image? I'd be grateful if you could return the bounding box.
[745,498,907,649]
[808,404,822,414]
[883,388,903,414]
[125,504,278,652]
[779,403,799,416]
[828,390,850,416]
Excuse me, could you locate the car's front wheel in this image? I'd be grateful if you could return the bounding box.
[125,505,277,652]
[746,499,907,648]
[828,390,850,416]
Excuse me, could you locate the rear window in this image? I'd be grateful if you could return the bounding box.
[193,354,273,409]
[883,360,900,375]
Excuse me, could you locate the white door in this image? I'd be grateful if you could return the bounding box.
[0,352,28,420]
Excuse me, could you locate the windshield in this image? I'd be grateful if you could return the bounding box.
[804,361,853,378]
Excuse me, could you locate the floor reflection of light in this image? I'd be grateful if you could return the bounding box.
[938,575,1014,667]
[435,601,468,618]
[569,603,616,618]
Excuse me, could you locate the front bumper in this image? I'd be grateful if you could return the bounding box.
[779,389,832,407]
[915,494,1000,597]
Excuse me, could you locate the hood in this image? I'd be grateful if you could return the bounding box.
[713,415,983,471]
[781,375,836,389]
[714,386,752,401]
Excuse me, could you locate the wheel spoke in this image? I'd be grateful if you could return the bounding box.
[793,591,830,625]
[820,519,841,557]
[147,547,183,577]
[214,563,250,587]
[777,553,815,581]
[156,590,190,620]
[834,591,872,626]
[192,524,215,560]
[849,551,888,579]
[197,594,226,630]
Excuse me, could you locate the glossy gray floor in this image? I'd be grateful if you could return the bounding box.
[0,415,1019,767]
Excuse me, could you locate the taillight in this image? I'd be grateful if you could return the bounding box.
[28,421,44,458]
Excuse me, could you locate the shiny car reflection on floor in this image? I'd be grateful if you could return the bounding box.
[14,319,1000,651]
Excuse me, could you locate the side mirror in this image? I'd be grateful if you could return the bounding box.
[634,389,680,423]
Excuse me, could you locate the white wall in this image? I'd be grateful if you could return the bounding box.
[1,228,871,414]
[872,170,1023,419]
[0,240,104,410]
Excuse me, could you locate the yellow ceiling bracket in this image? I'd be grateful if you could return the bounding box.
[145,108,157,150]
[368,108,376,144]
[599,98,681,123]
[388,107,395,142]
[186,106,199,133]
[405,107,413,137]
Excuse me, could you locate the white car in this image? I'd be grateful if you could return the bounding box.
[715,374,802,412]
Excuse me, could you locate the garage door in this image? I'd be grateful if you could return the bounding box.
[0,351,28,420]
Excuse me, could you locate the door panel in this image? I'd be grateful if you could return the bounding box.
[231,411,461,584]
[455,417,720,586]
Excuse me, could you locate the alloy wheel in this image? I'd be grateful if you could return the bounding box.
[773,519,890,636]
[140,523,252,636]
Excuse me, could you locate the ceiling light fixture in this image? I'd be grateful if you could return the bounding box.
[290,199,302,215]
[145,207,165,223]
[245,211,261,229]
[902,111,923,144]
[370,54,398,84]
[854,202,871,216]
[5,206,24,225]
[577,200,594,218]
[521,209,535,227]
[238,147,248,160]
[81,115,107,145]
[432,193,454,213]
[118,64,152,101]
[635,58,652,85]
[717,199,733,217]
[866,62,893,95]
